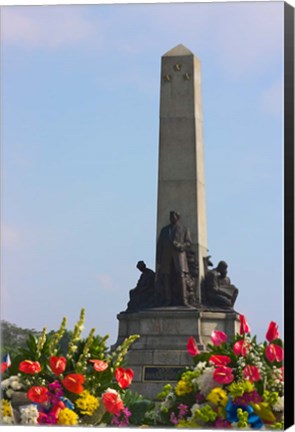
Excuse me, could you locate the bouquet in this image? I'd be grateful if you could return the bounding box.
[156,315,284,429]
[0,308,148,426]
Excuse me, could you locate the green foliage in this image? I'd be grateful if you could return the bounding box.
[122,390,155,426]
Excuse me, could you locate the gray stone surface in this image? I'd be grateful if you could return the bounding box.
[156,44,208,302]
[114,308,239,399]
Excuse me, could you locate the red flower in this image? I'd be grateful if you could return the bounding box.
[265,344,284,363]
[89,359,108,372]
[239,314,251,335]
[243,365,261,382]
[49,356,66,375]
[115,367,134,389]
[211,330,227,346]
[102,390,124,414]
[209,355,231,366]
[19,360,41,374]
[62,374,85,394]
[187,336,200,356]
[266,321,279,342]
[27,386,49,403]
[1,363,8,373]
[233,339,249,357]
[50,401,65,418]
[213,366,234,384]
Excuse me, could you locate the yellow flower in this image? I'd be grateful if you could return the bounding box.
[175,380,192,396]
[0,399,13,418]
[177,419,200,428]
[57,408,79,425]
[251,402,276,423]
[207,388,228,407]
[76,390,100,416]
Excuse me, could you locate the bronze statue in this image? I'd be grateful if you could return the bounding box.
[156,211,195,307]
[126,261,155,312]
[202,260,239,310]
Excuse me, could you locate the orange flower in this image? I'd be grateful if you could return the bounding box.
[115,367,134,389]
[49,356,67,375]
[19,360,41,374]
[89,359,108,372]
[187,336,200,356]
[27,386,49,403]
[102,389,124,414]
[62,374,85,394]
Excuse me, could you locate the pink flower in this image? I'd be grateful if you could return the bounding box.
[209,355,231,366]
[266,321,279,342]
[89,359,108,372]
[243,365,261,382]
[265,344,284,363]
[239,315,251,335]
[213,366,234,384]
[233,339,249,357]
[187,336,200,356]
[211,330,227,346]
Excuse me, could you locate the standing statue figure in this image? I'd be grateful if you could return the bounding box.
[156,211,194,307]
[126,261,155,312]
[202,260,239,310]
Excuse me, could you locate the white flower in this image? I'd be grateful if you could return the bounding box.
[20,404,39,424]
[272,396,284,412]
[1,378,11,390]
[2,416,15,424]
[194,361,207,371]
[190,403,201,417]
[196,367,222,396]
[10,377,23,391]
[5,389,14,399]
[104,387,118,395]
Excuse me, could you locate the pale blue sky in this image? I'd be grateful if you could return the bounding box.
[1,2,284,344]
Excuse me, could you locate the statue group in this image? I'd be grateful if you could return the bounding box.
[126,211,239,312]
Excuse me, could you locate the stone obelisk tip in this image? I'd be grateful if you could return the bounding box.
[163,44,194,57]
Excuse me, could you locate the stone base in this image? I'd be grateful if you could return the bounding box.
[114,307,239,399]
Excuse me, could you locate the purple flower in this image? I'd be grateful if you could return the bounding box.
[178,404,188,418]
[111,407,132,427]
[234,391,262,406]
[215,417,231,428]
[170,412,178,425]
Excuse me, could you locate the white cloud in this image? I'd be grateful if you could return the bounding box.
[1,224,21,249]
[95,273,116,291]
[2,6,99,50]
[260,80,283,116]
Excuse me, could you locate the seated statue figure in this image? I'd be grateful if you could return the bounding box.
[126,261,156,312]
[202,260,239,310]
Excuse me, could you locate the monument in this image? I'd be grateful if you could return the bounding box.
[114,45,240,399]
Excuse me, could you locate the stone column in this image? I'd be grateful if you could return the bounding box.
[156,44,208,301]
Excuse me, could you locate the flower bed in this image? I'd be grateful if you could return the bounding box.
[154,315,284,429]
[1,310,284,428]
[0,309,153,426]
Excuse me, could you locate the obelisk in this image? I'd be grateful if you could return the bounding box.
[156,44,208,300]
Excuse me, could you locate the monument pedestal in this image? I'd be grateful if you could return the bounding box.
[114,308,239,399]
